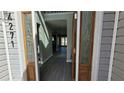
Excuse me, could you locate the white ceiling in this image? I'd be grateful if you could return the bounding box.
[46,20,67,35]
[46,20,67,28]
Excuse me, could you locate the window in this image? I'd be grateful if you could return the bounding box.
[61,37,65,46]
[65,37,67,46]
[61,37,67,46]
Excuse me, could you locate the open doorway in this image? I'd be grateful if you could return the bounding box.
[35,11,73,81]
[34,11,95,81]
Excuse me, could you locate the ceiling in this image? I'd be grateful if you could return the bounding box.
[46,20,67,36]
[46,20,67,28]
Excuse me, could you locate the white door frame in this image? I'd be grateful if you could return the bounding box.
[32,11,39,81]
[91,11,104,81]
[75,11,81,81]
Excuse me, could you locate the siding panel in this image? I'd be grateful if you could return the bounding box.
[111,73,122,81]
[116,37,124,44]
[102,30,113,36]
[115,44,124,53]
[114,52,124,62]
[113,60,124,71]
[0,74,9,80]
[118,18,124,28]
[112,66,124,79]
[100,51,111,58]
[103,14,115,21]
[101,37,112,44]
[98,11,115,81]
[100,44,111,51]
[111,11,124,80]
[103,21,114,29]
[0,12,9,81]
[119,12,124,19]
[117,28,124,36]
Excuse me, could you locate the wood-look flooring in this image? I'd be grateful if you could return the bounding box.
[40,47,72,81]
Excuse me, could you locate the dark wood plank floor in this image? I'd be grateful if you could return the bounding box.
[40,47,72,81]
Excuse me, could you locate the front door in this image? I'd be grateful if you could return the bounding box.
[21,11,36,80]
[79,11,95,81]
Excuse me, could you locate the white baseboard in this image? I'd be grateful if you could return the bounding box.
[66,59,72,63]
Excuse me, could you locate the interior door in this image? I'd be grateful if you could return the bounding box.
[72,12,77,80]
[79,11,95,81]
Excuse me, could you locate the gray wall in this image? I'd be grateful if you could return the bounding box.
[98,11,115,80]
[0,12,9,80]
[35,12,53,64]
[111,12,124,80]
[39,25,52,62]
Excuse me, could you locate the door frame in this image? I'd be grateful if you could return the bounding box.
[75,11,81,81]
[32,11,39,81]
[91,11,104,81]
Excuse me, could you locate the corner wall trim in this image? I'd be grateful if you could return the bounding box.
[91,12,104,81]
[32,11,39,81]
[75,11,81,81]
[108,11,119,81]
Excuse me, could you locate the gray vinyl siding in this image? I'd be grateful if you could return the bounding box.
[0,12,9,81]
[111,11,124,81]
[98,11,115,81]
[3,11,21,80]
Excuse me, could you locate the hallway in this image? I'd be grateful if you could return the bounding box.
[40,47,72,81]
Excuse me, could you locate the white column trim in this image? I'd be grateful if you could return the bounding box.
[32,11,39,81]
[14,11,24,80]
[108,11,119,81]
[2,11,12,81]
[91,12,104,81]
[75,11,81,81]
